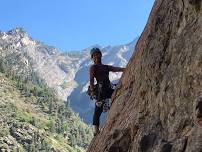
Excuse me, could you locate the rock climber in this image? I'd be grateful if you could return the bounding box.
[88,47,125,136]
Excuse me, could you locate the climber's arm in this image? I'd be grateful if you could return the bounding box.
[89,65,95,90]
[108,65,125,72]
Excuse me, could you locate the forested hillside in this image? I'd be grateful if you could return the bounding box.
[0,59,93,152]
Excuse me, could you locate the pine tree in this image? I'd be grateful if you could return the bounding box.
[0,59,5,73]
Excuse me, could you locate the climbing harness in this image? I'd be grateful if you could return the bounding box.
[87,83,115,112]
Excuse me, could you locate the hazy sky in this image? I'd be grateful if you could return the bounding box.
[0,0,154,51]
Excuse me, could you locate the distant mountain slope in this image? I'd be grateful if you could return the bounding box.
[0,28,84,100]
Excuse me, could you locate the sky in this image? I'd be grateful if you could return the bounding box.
[0,0,154,52]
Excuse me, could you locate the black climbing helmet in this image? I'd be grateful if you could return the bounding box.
[90,47,102,58]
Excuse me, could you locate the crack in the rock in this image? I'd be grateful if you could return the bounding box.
[182,137,188,152]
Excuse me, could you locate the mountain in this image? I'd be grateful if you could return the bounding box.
[87,0,202,151]
[0,28,137,123]
[0,28,82,100]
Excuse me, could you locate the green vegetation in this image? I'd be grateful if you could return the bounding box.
[0,59,93,152]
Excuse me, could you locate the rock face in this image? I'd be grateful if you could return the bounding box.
[87,0,202,152]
